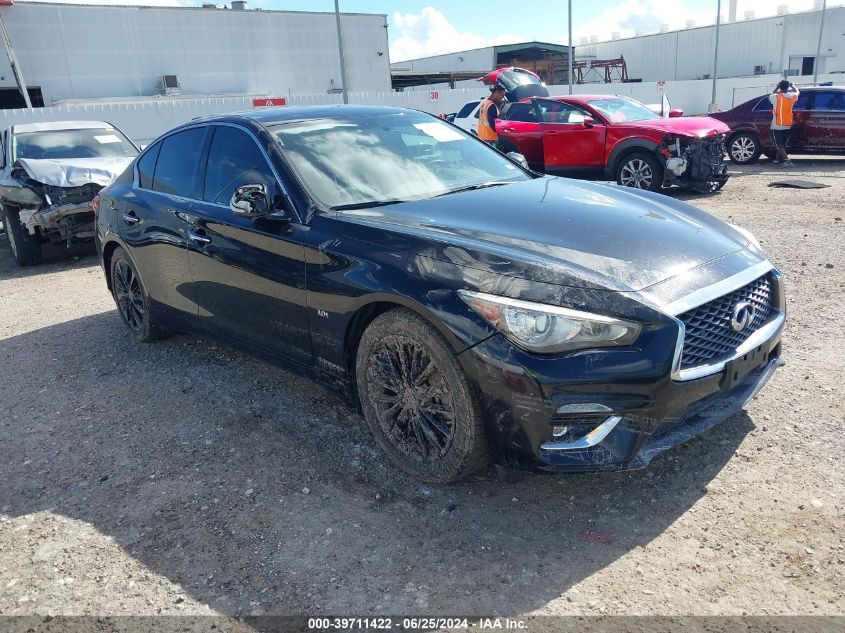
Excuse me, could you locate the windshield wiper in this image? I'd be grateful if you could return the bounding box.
[434,181,514,198]
[331,199,408,211]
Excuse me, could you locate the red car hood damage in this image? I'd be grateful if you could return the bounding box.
[624,116,730,138]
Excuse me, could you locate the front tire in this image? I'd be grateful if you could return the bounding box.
[727,132,761,165]
[2,206,42,266]
[616,152,664,192]
[356,308,490,483]
[110,247,169,343]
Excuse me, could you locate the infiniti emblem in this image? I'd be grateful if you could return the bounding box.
[730,302,755,333]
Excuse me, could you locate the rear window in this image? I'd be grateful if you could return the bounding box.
[13,127,138,161]
[152,128,206,198]
[457,101,480,119]
[136,142,160,190]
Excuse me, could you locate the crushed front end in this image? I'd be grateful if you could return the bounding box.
[660,133,730,193]
[10,166,102,246]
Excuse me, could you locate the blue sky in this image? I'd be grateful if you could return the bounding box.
[19,0,829,61]
[246,0,824,60]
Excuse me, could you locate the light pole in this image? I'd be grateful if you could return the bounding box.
[334,0,349,104]
[813,0,827,84]
[710,0,721,111]
[568,0,573,95]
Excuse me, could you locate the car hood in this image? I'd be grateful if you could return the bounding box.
[622,116,730,138]
[15,157,134,188]
[337,177,752,293]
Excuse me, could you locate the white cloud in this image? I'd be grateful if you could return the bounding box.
[390,7,524,62]
[572,0,832,44]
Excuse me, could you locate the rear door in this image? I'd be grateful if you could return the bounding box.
[497,102,544,167]
[805,90,845,150]
[119,128,206,318]
[185,124,312,366]
[536,99,606,173]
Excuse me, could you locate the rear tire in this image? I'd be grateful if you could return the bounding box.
[356,308,490,483]
[727,132,761,165]
[616,152,664,192]
[2,206,42,266]
[110,247,170,343]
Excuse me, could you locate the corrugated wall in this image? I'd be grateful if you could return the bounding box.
[0,73,840,145]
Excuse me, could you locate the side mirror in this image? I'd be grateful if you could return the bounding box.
[231,183,270,218]
[506,152,529,169]
[583,116,595,128]
[668,108,684,118]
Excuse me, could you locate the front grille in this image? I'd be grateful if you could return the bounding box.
[678,274,773,369]
[46,183,102,207]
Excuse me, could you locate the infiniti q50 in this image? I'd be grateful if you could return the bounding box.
[95,106,785,483]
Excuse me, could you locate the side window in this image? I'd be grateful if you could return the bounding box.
[152,128,206,198]
[505,103,538,123]
[752,96,771,112]
[457,102,479,118]
[536,100,585,124]
[813,91,845,111]
[136,142,160,189]
[795,92,811,111]
[202,126,277,206]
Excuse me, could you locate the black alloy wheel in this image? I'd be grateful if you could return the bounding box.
[110,247,168,342]
[356,309,489,483]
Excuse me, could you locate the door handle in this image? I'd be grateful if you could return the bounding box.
[122,211,140,225]
[188,229,211,245]
[501,127,515,133]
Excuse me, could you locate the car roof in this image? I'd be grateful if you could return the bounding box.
[190,104,425,127]
[12,120,117,133]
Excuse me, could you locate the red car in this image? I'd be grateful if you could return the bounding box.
[496,94,731,192]
[708,85,845,164]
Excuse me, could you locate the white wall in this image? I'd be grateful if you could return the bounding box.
[0,73,840,146]
[391,47,493,72]
[0,3,391,103]
[577,7,844,82]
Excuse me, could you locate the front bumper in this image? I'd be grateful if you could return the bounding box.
[458,309,784,473]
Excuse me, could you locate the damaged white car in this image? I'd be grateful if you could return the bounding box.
[0,121,138,266]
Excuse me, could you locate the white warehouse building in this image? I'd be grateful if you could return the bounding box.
[0,1,392,108]
[577,4,844,82]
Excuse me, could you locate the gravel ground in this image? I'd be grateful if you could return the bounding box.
[1,158,843,618]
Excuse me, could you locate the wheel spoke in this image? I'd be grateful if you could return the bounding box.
[365,333,456,464]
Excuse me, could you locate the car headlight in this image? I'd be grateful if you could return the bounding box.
[458,290,641,354]
[729,223,762,251]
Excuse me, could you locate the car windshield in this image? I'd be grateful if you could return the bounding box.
[13,128,138,161]
[272,112,529,208]
[587,97,660,123]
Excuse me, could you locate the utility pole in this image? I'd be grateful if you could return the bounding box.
[567,0,573,94]
[813,0,827,84]
[334,0,349,104]
[709,0,722,111]
[0,10,32,109]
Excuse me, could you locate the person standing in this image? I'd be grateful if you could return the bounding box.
[477,85,506,147]
[769,80,800,167]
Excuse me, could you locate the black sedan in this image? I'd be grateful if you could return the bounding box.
[95,105,785,483]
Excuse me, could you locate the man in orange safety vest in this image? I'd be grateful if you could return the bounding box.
[477,85,506,146]
[769,80,800,167]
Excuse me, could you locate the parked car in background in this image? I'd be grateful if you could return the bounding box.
[709,85,845,164]
[96,105,784,483]
[497,95,731,192]
[452,98,484,134]
[0,121,138,265]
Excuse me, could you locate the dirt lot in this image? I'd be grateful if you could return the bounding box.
[1,159,843,619]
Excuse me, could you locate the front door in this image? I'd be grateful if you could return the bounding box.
[535,99,606,175]
[185,124,312,367]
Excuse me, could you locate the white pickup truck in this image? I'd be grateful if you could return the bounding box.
[0,120,138,266]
